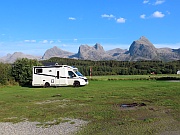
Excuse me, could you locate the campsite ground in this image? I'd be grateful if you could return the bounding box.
[0,75,180,135]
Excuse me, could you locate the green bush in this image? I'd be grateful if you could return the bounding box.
[11,58,42,86]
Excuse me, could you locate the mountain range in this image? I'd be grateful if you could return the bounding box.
[1,36,180,63]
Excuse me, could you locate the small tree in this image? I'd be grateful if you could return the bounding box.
[12,58,42,86]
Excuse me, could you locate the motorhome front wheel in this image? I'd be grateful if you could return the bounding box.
[73,81,80,87]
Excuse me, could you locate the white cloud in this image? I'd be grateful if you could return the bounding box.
[24,40,30,42]
[143,0,165,5]
[58,40,61,43]
[116,17,126,23]
[68,17,76,20]
[143,0,149,4]
[42,40,48,44]
[140,14,146,19]
[102,14,126,23]
[154,0,165,5]
[152,11,165,18]
[31,40,36,43]
[24,40,36,43]
[50,40,54,44]
[101,14,115,19]
[62,44,67,47]
[73,38,78,42]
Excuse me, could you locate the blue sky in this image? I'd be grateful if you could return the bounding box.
[0,0,180,56]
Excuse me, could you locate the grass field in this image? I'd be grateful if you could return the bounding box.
[0,75,180,135]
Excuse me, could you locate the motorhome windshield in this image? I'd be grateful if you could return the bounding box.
[75,71,83,76]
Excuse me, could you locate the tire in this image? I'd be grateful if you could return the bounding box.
[44,82,50,88]
[73,81,80,87]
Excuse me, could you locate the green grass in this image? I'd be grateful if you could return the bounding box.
[87,74,180,81]
[0,75,180,134]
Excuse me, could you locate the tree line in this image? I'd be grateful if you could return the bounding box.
[0,57,180,86]
[43,57,180,76]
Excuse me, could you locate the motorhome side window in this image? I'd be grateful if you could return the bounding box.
[36,68,43,73]
[68,71,76,78]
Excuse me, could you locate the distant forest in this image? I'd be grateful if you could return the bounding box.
[0,58,180,86]
[42,57,180,76]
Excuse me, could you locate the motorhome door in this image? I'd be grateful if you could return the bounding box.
[55,68,67,86]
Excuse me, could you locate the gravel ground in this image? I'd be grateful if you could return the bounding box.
[0,118,88,135]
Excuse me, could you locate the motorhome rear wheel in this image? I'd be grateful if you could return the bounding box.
[44,82,50,88]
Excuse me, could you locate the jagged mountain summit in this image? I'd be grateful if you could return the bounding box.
[77,43,113,60]
[129,36,158,61]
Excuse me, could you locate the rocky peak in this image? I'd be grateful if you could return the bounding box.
[94,43,104,51]
[42,46,74,59]
[129,36,157,60]
[77,43,112,60]
[136,36,154,46]
[52,46,59,50]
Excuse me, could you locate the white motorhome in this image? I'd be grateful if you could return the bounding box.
[32,64,88,87]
